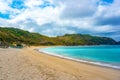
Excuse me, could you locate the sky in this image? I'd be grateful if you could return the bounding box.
[0,0,120,41]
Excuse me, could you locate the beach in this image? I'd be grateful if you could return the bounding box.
[0,46,120,80]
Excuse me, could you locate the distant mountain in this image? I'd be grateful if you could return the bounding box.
[0,27,118,46]
[57,34,117,45]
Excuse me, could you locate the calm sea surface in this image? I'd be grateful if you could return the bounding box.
[40,45,120,69]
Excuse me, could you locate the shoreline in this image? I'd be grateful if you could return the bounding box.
[38,49,120,70]
[1,46,120,80]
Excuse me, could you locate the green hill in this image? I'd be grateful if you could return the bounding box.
[0,27,60,45]
[57,34,116,45]
[0,27,117,46]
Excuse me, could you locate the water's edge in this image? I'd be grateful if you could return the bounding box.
[36,48,120,70]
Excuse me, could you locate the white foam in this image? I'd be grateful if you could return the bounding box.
[38,49,120,70]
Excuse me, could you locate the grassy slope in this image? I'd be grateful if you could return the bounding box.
[0,27,117,46]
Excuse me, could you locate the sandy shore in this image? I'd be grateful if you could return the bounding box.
[0,46,120,80]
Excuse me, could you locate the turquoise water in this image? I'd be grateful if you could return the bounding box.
[40,45,120,69]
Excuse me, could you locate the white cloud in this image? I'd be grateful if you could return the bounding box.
[52,0,98,19]
[24,0,43,8]
[0,0,12,13]
[0,0,120,40]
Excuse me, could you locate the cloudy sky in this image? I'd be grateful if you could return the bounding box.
[0,0,120,41]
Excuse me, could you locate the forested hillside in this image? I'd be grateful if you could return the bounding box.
[57,34,117,45]
[0,27,118,46]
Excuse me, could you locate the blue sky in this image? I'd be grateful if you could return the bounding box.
[0,0,120,41]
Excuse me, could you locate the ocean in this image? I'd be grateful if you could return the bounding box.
[39,45,120,69]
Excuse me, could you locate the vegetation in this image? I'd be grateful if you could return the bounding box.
[0,27,59,46]
[57,34,117,45]
[0,27,118,46]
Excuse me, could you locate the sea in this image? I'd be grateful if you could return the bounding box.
[39,45,120,69]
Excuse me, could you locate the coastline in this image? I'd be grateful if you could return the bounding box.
[0,46,120,80]
[38,48,120,70]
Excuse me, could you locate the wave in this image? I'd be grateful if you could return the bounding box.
[38,49,120,70]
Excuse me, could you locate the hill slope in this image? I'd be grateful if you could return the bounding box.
[0,27,60,45]
[0,27,117,46]
[57,34,116,45]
